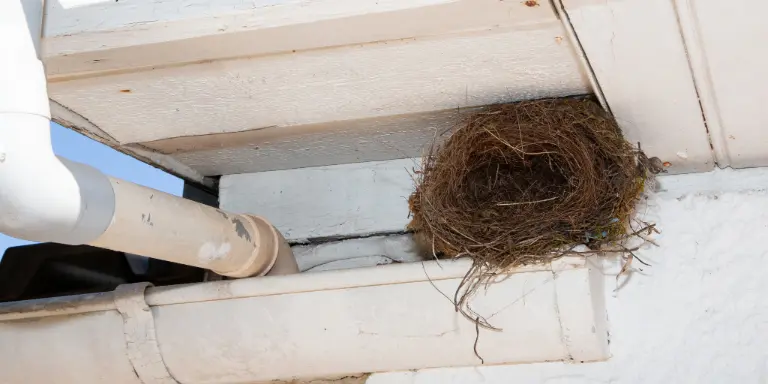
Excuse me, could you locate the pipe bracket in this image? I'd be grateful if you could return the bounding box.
[114,283,179,384]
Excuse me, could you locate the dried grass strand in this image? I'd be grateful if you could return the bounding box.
[408,98,650,329]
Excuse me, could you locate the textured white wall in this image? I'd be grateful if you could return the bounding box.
[368,168,768,383]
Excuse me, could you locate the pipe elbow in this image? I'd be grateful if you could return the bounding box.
[0,113,115,244]
[0,0,296,276]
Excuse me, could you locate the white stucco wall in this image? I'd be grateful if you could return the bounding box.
[368,168,768,383]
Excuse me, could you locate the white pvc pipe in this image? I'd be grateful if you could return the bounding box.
[0,0,296,277]
[88,182,289,277]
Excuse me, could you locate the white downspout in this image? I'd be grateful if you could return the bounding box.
[0,0,296,277]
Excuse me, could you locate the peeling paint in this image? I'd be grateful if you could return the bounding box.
[198,242,232,264]
[232,217,252,243]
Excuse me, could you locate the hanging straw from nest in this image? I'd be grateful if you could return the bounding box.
[408,98,651,328]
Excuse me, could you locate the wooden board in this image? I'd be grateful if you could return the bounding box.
[142,108,463,175]
[561,0,714,173]
[44,0,556,79]
[44,0,752,180]
[48,20,587,176]
[673,0,768,168]
[48,24,587,144]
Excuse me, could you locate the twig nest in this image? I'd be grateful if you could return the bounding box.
[408,98,646,269]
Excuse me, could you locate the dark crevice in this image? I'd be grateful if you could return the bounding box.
[289,230,411,246]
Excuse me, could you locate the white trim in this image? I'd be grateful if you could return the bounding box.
[43,0,556,79]
[671,0,728,167]
[672,0,768,168]
[561,0,713,173]
[50,100,210,186]
[48,24,586,144]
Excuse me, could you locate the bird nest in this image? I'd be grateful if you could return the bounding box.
[408,98,648,270]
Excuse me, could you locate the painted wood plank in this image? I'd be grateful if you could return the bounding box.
[43,0,555,78]
[561,0,714,173]
[48,24,588,144]
[674,0,768,168]
[50,100,210,185]
[45,0,448,51]
[144,108,465,176]
[220,158,417,241]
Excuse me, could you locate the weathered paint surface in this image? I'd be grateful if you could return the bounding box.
[49,24,585,144]
[562,0,713,173]
[674,0,768,168]
[46,0,766,177]
[44,0,553,77]
[143,108,464,176]
[43,0,590,177]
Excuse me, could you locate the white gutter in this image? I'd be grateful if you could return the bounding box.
[0,0,296,277]
[0,258,608,383]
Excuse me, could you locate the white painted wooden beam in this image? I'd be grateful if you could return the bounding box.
[44,0,747,179]
[673,0,768,168]
[43,0,557,79]
[50,100,211,186]
[48,24,587,144]
[42,0,594,178]
[142,108,463,176]
[561,0,714,173]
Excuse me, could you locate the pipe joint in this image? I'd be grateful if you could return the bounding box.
[0,0,296,278]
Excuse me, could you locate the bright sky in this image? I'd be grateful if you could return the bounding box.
[0,123,183,256]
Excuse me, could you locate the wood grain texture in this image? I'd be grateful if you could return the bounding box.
[44,0,589,178]
[50,100,210,185]
[43,0,555,78]
[45,0,448,51]
[48,24,588,144]
[562,0,714,173]
[674,0,768,168]
[220,159,417,241]
[146,109,466,175]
